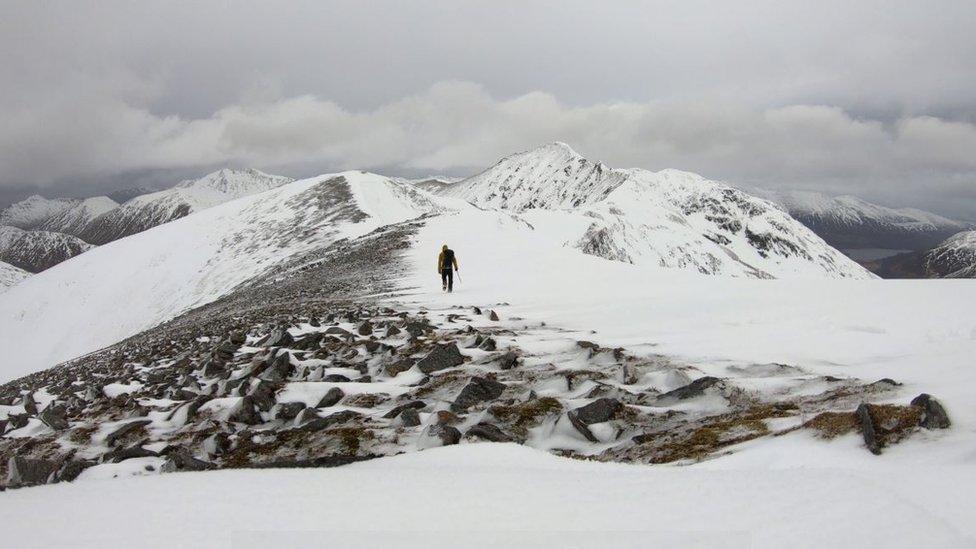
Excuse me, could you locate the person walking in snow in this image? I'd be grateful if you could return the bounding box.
[438,244,459,292]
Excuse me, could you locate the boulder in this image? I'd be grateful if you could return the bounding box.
[399,408,422,427]
[322,374,352,382]
[385,324,402,337]
[495,351,520,370]
[382,400,427,419]
[478,337,497,351]
[161,447,213,473]
[385,358,415,377]
[658,377,722,401]
[259,351,294,382]
[452,377,506,412]
[248,380,278,412]
[22,392,38,415]
[567,411,598,442]
[55,460,94,483]
[296,407,322,424]
[274,402,307,421]
[39,405,70,431]
[466,422,513,442]
[6,457,57,488]
[357,321,374,336]
[229,396,263,425]
[488,310,500,321]
[428,424,461,446]
[855,403,882,455]
[105,419,152,447]
[104,444,159,463]
[910,394,951,429]
[256,327,294,347]
[472,306,482,315]
[298,410,363,432]
[416,344,465,374]
[316,387,345,408]
[571,398,623,425]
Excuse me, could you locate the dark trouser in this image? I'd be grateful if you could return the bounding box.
[441,269,453,291]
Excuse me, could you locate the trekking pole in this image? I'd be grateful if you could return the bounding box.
[456,271,462,284]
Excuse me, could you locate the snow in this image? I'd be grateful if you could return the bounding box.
[0,260,29,292]
[441,143,872,279]
[926,229,976,277]
[0,444,971,549]
[0,194,78,229]
[0,225,94,272]
[754,188,970,231]
[402,209,976,437]
[0,172,441,379]
[37,196,118,237]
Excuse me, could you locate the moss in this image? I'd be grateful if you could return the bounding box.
[488,397,563,437]
[805,411,858,439]
[329,427,375,453]
[67,425,97,444]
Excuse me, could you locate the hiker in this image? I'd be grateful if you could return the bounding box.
[437,244,459,292]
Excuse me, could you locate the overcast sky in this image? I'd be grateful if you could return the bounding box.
[2,1,975,218]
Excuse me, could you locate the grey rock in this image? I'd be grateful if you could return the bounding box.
[658,377,722,401]
[248,380,278,412]
[856,403,882,455]
[298,410,363,432]
[275,402,307,420]
[910,393,951,429]
[385,358,415,377]
[385,324,401,337]
[382,400,426,419]
[55,460,94,482]
[452,376,506,412]
[256,327,294,347]
[6,457,57,487]
[105,419,152,446]
[399,408,421,427]
[571,398,622,425]
[466,422,513,442]
[229,396,263,425]
[496,351,520,370]
[39,405,70,431]
[357,321,374,336]
[322,374,351,382]
[105,444,159,463]
[567,410,598,442]
[260,351,294,382]
[161,448,213,473]
[488,310,500,321]
[472,306,482,315]
[478,337,497,351]
[429,424,461,446]
[416,343,465,374]
[22,392,38,415]
[316,387,345,408]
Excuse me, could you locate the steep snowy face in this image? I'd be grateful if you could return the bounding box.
[38,196,118,239]
[0,172,448,375]
[0,195,78,229]
[0,261,29,293]
[754,189,971,250]
[923,230,976,278]
[441,144,871,279]
[79,169,294,245]
[0,226,94,273]
[442,142,629,210]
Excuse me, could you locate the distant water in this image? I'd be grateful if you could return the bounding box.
[842,248,913,261]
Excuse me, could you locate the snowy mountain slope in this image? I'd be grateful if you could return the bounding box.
[751,189,971,251]
[0,172,449,377]
[921,230,976,278]
[443,143,871,279]
[0,260,29,293]
[0,195,78,229]
[37,196,118,239]
[0,225,94,272]
[396,176,463,194]
[78,169,294,244]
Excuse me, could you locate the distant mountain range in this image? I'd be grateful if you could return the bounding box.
[750,189,971,252]
[0,169,293,276]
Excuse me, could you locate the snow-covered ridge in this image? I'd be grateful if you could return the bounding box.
[0,195,78,229]
[751,188,971,251]
[924,230,976,278]
[78,168,295,244]
[38,196,118,237]
[443,143,872,279]
[0,172,449,376]
[0,225,93,273]
[0,260,29,293]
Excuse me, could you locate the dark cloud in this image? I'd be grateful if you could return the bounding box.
[2,1,975,218]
